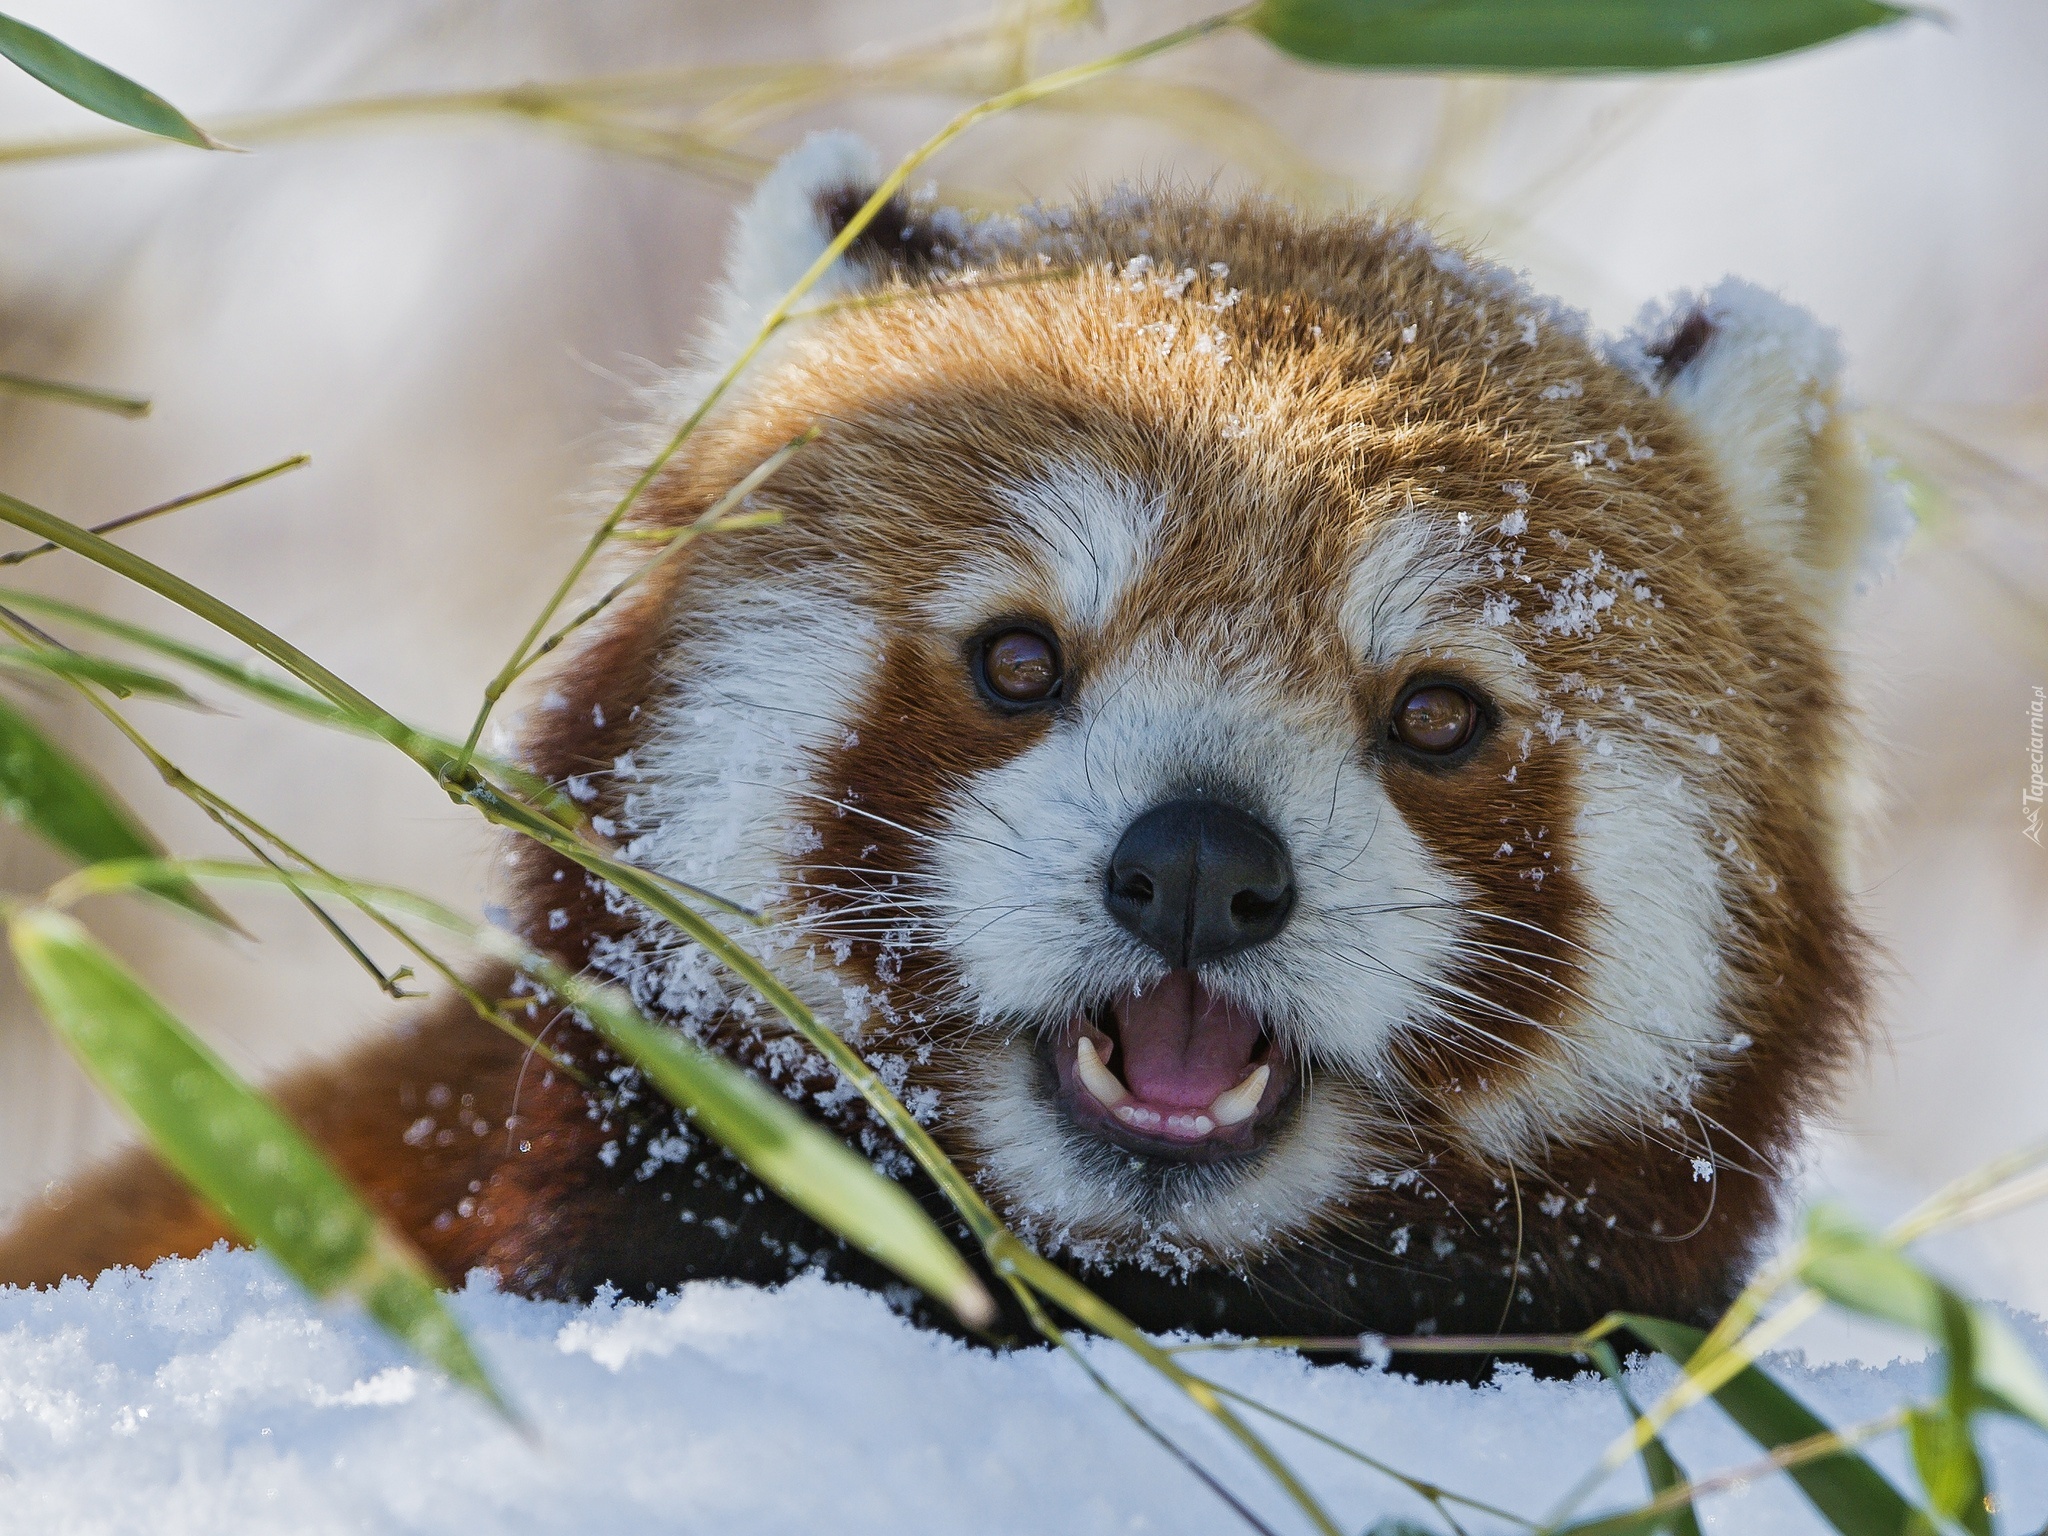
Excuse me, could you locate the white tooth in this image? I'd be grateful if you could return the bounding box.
[1208,1064,1271,1128]
[1074,1036,1129,1108]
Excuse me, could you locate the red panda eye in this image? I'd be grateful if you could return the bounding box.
[1392,684,1480,755]
[977,627,1063,707]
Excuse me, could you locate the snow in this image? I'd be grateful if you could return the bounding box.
[2,1249,2045,1534]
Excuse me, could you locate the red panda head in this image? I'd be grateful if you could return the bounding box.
[515,134,1899,1290]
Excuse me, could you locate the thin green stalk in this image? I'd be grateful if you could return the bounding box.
[1889,1135,2048,1246]
[1035,1305,1288,1536]
[1536,1411,1907,1535]
[0,598,564,1050]
[0,601,408,996]
[1552,1291,1826,1523]
[0,489,758,923]
[45,857,591,1088]
[0,11,1048,170]
[450,3,1256,774]
[1,454,307,567]
[507,430,812,686]
[1209,1379,1535,1529]
[0,368,149,416]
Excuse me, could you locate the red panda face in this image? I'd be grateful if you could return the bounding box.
[526,136,1893,1286]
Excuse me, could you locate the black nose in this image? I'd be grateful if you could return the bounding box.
[1104,799,1296,968]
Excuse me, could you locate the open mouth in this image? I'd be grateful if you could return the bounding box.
[1049,971,1293,1162]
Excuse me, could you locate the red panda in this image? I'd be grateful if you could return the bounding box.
[0,133,1901,1349]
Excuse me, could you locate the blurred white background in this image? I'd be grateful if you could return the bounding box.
[1,0,2042,1331]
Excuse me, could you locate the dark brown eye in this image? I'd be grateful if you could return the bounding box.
[977,627,1063,707]
[1392,684,1480,756]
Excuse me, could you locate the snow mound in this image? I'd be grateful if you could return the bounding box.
[2,1248,2044,1534]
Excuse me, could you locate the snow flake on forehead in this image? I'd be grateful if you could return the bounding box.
[918,460,1165,635]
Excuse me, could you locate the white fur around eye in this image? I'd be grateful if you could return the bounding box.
[919,461,1165,638]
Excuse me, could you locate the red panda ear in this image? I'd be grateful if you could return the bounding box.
[704,131,881,367]
[1623,280,1912,622]
[705,132,973,372]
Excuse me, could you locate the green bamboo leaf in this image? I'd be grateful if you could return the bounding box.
[499,946,994,1330]
[0,694,227,925]
[1801,1204,2048,1434]
[6,907,515,1421]
[0,369,149,417]
[1905,1408,1987,1535]
[0,586,578,821]
[0,642,199,702]
[1617,1315,1919,1535]
[1247,0,1909,73]
[1906,1286,1992,1534]
[1586,1339,1704,1536]
[0,12,222,147]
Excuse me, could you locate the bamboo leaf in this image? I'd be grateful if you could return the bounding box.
[0,642,199,702]
[1801,1204,2048,1434]
[0,694,227,925]
[0,369,149,417]
[495,944,994,1330]
[1909,1286,1992,1534]
[1616,1315,1919,1535]
[0,12,223,147]
[0,454,308,569]
[1247,0,1909,73]
[1586,1339,1704,1536]
[1905,1408,1987,1535]
[6,908,515,1420]
[0,587,577,821]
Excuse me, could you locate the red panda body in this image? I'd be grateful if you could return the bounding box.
[1,135,1897,1353]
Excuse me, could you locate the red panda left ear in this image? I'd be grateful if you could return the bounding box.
[1620,279,1913,623]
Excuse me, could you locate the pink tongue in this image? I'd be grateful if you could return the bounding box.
[1114,973,1262,1109]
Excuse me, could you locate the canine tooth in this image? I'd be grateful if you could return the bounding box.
[1074,1036,1129,1108]
[1209,1064,1271,1128]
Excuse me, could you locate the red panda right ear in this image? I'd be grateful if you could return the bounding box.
[704,131,976,376]
[701,131,885,371]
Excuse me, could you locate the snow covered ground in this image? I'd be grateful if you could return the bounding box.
[2,1248,2044,1535]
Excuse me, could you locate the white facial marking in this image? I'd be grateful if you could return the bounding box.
[587,577,883,1036]
[1453,741,1730,1160]
[920,461,1164,635]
